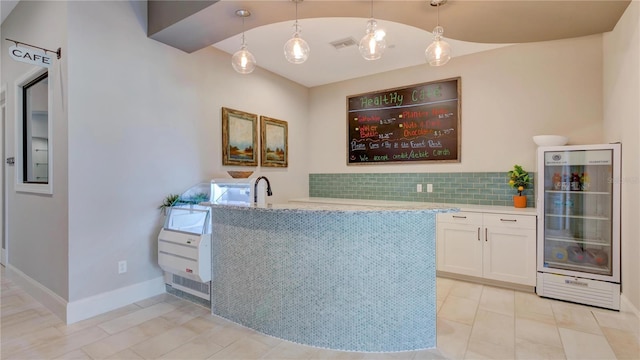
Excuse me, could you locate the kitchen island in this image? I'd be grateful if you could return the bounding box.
[209,201,456,352]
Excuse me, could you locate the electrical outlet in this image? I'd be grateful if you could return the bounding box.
[427,184,433,193]
[118,260,127,274]
[416,184,422,192]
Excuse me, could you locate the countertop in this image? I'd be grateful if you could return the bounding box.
[205,197,537,215]
[288,197,538,216]
[207,200,455,212]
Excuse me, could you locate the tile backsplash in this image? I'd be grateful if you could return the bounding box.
[309,172,536,207]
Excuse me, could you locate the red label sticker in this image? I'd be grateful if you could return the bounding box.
[186,268,193,273]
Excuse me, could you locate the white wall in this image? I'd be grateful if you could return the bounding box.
[308,35,604,174]
[603,1,640,313]
[4,0,636,321]
[0,0,69,300]
[66,1,308,302]
[2,0,309,320]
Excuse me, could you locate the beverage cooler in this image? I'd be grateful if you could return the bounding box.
[536,143,621,310]
[158,178,263,301]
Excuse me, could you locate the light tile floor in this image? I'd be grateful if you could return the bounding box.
[2,267,639,359]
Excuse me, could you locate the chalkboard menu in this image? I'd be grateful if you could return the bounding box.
[347,77,461,164]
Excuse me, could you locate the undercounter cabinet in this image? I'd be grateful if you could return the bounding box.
[437,211,537,289]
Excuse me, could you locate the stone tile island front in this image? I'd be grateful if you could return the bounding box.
[210,202,456,352]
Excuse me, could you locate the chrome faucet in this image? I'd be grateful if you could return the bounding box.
[254,176,273,204]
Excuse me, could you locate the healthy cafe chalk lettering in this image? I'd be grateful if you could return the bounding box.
[360,91,404,108]
[9,45,53,68]
[347,77,461,164]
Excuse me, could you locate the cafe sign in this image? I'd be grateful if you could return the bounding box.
[9,45,53,68]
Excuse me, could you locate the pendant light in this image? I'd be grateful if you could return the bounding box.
[425,0,451,66]
[359,0,386,61]
[284,0,310,64]
[231,9,256,74]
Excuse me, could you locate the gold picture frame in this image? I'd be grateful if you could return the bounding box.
[222,107,258,166]
[260,116,288,167]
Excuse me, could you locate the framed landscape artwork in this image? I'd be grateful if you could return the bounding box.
[222,107,258,166]
[260,116,288,167]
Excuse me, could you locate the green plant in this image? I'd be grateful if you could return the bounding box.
[183,192,209,204]
[158,193,180,213]
[508,164,531,196]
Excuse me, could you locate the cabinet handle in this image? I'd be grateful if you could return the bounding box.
[485,228,488,242]
[477,227,481,241]
[500,218,517,222]
[452,215,467,219]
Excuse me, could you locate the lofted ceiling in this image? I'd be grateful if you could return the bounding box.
[6,1,631,87]
[0,0,19,24]
[148,0,630,87]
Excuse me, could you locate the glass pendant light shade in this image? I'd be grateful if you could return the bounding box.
[232,45,256,74]
[284,25,310,64]
[425,25,451,66]
[359,19,386,61]
[284,0,310,64]
[232,9,256,74]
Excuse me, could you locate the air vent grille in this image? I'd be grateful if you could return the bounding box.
[172,274,210,295]
[330,37,357,50]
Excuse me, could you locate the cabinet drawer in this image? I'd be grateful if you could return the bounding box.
[437,211,483,225]
[159,240,198,260]
[483,213,536,230]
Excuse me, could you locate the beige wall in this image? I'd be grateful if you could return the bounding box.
[66,1,309,303]
[308,35,604,174]
[1,0,69,300]
[603,1,640,313]
[2,0,309,321]
[3,0,638,321]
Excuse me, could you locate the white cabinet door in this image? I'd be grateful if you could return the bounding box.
[437,212,537,287]
[483,214,537,286]
[437,213,483,277]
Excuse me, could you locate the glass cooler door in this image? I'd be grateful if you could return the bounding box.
[540,148,616,278]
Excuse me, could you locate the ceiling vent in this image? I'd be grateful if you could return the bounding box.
[330,37,357,50]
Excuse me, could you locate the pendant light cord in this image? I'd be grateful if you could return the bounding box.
[243,16,247,46]
[295,0,300,33]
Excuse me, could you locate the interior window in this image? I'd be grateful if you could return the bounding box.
[22,72,48,184]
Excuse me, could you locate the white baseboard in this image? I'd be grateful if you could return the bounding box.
[6,265,166,324]
[621,293,640,319]
[66,276,166,324]
[6,264,68,322]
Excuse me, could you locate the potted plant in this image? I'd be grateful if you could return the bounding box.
[158,193,180,215]
[508,164,531,208]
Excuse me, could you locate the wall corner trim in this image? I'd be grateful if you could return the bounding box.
[620,292,640,319]
[66,276,166,324]
[6,264,68,322]
[6,265,167,324]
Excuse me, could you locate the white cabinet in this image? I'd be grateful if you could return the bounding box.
[437,211,537,287]
[436,212,484,277]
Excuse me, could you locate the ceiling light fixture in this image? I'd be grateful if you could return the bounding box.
[359,0,386,61]
[425,0,451,66]
[231,9,256,74]
[284,0,310,64]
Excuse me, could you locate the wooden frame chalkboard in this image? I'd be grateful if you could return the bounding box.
[347,77,461,165]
